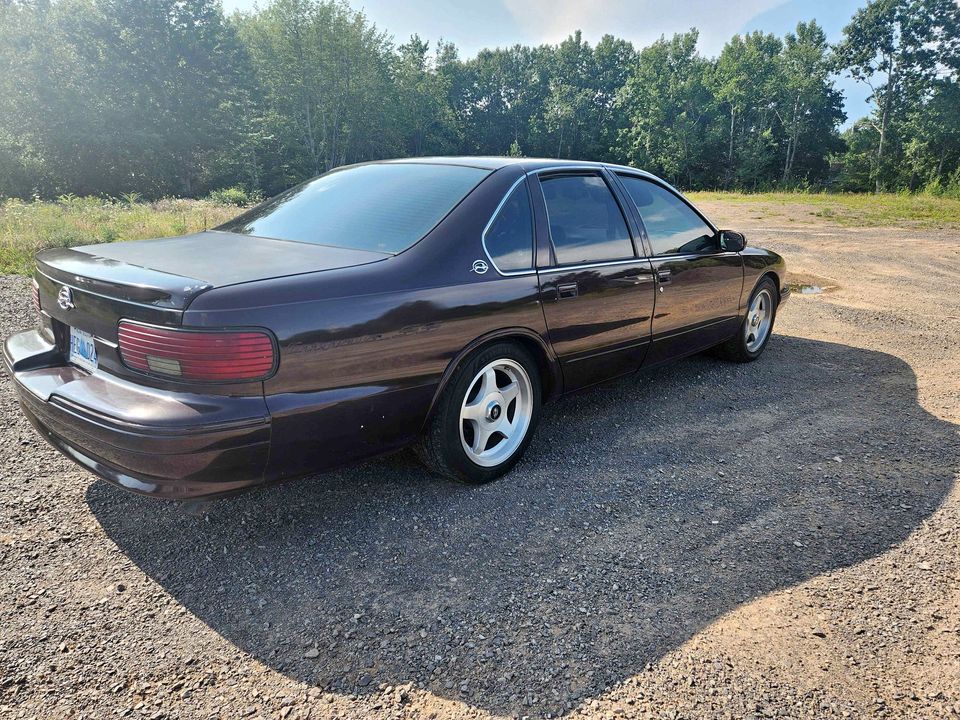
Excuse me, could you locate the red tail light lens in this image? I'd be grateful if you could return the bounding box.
[118,321,276,382]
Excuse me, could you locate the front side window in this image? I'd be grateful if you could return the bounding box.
[539,174,634,265]
[618,175,716,256]
[484,181,534,272]
[217,163,490,254]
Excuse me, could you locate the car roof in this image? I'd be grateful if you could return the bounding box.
[381,156,658,178]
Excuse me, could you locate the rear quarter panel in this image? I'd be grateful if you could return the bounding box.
[184,166,552,480]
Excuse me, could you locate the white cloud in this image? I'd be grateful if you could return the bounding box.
[501,0,790,56]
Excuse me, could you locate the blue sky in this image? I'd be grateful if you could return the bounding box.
[222,0,873,126]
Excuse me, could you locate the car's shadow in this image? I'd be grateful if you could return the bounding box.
[87,336,958,716]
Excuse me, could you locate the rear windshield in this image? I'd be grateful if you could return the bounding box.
[216,163,490,254]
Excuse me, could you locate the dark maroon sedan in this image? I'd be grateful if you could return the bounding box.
[4,158,788,498]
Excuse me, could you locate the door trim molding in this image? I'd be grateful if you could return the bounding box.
[538,258,649,274]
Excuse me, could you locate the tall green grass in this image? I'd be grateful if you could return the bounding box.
[0,196,241,276]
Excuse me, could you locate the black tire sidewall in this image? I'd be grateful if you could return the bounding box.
[437,342,541,483]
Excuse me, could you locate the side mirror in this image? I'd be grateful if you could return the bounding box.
[720,230,746,252]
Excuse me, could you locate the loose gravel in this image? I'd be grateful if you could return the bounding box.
[1,212,958,719]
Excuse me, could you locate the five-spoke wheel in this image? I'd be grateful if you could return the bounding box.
[716,276,779,362]
[744,286,773,352]
[458,359,534,467]
[416,342,541,484]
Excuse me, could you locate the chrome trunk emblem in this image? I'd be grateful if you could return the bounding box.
[57,285,74,310]
[471,260,489,274]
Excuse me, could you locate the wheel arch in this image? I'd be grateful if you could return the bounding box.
[753,271,781,304]
[422,328,561,430]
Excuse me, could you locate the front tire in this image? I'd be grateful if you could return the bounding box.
[416,342,541,484]
[716,277,778,362]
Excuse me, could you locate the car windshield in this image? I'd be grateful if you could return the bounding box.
[217,163,490,254]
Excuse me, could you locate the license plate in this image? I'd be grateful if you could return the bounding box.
[68,327,98,372]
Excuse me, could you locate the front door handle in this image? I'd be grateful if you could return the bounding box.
[558,282,578,299]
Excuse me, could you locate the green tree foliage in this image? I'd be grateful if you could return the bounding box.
[833,0,960,191]
[234,0,397,193]
[539,32,636,160]
[442,44,552,157]
[0,0,246,197]
[0,0,957,199]
[903,79,960,192]
[713,32,785,188]
[615,31,721,188]
[615,24,844,190]
[777,22,846,185]
[394,35,458,156]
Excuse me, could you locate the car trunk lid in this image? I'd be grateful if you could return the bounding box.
[34,231,389,381]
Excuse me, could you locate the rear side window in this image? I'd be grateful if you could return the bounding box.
[618,175,716,256]
[217,163,490,254]
[539,174,634,265]
[484,181,534,272]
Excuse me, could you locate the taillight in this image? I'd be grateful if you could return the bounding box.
[31,279,40,316]
[117,321,275,382]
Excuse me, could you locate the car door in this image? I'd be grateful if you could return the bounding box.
[614,173,744,367]
[531,169,656,390]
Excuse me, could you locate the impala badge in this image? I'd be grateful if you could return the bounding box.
[471,259,489,274]
[57,285,74,310]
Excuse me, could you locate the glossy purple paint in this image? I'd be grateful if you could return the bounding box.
[3,158,787,499]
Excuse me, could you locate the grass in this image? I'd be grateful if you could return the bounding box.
[0,196,240,276]
[688,191,960,229]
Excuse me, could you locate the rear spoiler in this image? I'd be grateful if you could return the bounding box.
[36,248,212,310]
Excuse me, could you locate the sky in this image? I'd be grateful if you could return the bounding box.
[221,0,873,126]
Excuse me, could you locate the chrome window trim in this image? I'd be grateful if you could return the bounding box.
[532,167,639,268]
[649,251,742,261]
[537,258,646,275]
[525,165,601,177]
[480,175,537,277]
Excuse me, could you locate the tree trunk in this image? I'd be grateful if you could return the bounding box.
[782,134,793,184]
[725,106,736,189]
[304,100,319,174]
[875,58,895,194]
[782,95,801,184]
[247,148,259,191]
[290,19,320,175]
[789,126,800,180]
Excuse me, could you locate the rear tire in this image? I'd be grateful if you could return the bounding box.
[415,342,541,484]
[716,277,778,362]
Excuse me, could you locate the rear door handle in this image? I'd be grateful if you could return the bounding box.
[558,283,578,299]
[656,269,672,284]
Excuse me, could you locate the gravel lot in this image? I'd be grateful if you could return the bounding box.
[1,208,958,719]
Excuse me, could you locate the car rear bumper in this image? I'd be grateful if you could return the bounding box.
[4,329,272,500]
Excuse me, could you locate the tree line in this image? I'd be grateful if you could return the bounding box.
[0,0,957,200]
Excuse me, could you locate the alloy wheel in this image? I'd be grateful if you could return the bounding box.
[459,359,534,467]
[744,288,773,352]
